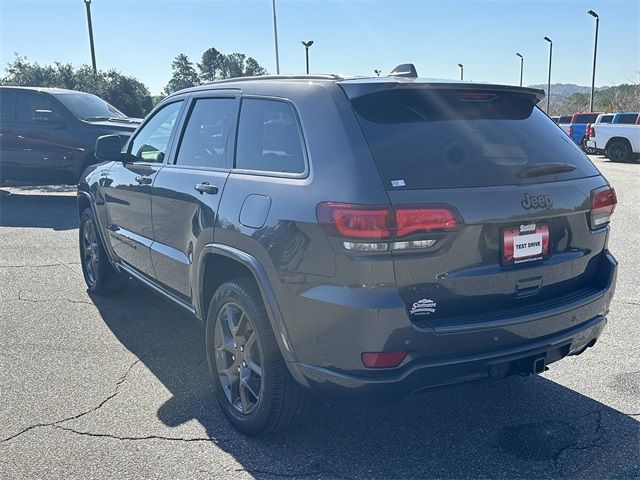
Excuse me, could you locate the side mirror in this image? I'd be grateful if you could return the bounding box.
[95,134,123,162]
[34,109,65,126]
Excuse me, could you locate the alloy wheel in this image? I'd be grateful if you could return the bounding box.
[214,302,264,414]
[609,144,627,162]
[82,218,99,285]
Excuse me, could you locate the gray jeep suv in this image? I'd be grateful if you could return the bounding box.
[78,67,618,435]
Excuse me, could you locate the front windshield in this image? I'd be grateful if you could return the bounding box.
[54,92,126,120]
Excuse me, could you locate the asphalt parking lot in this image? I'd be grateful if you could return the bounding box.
[0,155,638,479]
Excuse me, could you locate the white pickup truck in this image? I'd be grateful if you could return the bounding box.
[587,124,640,162]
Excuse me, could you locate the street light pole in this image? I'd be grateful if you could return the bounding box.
[458,63,463,81]
[84,0,97,73]
[516,53,524,87]
[544,37,553,114]
[301,41,313,74]
[272,0,280,74]
[588,10,599,112]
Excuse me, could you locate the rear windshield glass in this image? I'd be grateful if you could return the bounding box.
[573,113,599,124]
[559,115,572,124]
[350,89,599,189]
[617,113,639,124]
[601,115,614,123]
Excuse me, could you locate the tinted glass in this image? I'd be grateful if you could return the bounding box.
[617,113,639,124]
[351,89,599,189]
[0,90,15,122]
[175,98,235,169]
[559,116,572,124]
[235,99,305,174]
[54,92,125,120]
[129,101,182,163]
[573,113,599,124]
[601,115,614,123]
[16,92,64,123]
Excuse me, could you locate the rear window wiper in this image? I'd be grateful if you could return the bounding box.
[516,163,576,179]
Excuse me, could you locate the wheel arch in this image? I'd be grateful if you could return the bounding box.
[77,190,119,268]
[605,136,631,151]
[197,244,298,367]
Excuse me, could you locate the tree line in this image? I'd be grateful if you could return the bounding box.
[0,47,267,117]
[549,83,640,116]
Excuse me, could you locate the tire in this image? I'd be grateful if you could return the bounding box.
[79,208,128,293]
[606,139,632,163]
[206,278,308,436]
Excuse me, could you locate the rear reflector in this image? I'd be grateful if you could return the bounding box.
[590,186,617,229]
[361,351,407,368]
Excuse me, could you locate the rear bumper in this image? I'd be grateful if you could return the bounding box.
[294,314,606,402]
[289,251,617,402]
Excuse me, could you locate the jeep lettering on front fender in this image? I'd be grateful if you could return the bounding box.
[521,193,553,210]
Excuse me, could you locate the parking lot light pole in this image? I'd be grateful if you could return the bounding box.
[588,10,599,112]
[458,63,463,81]
[516,53,524,87]
[84,0,97,73]
[272,0,280,74]
[301,41,313,74]
[544,37,553,113]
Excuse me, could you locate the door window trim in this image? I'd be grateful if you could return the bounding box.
[125,98,187,166]
[169,91,241,172]
[232,95,310,179]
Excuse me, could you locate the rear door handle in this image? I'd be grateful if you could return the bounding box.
[135,175,152,185]
[194,182,218,195]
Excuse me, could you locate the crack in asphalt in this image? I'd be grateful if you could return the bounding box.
[52,424,227,445]
[16,290,95,306]
[1,347,158,444]
[233,467,351,479]
[0,263,80,268]
[552,409,609,468]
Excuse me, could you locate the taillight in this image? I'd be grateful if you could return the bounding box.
[585,124,592,138]
[590,186,617,229]
[589,125,596,138]
[569,125,574,136]
[317,202,461,250]
[316,203,392,239]
[395,208,459,237]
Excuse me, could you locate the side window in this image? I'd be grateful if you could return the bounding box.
[129,101,183,163]
[0,90,15,123]
[16,92,64,123]
[175,98,236,169]
[235,99,306,175]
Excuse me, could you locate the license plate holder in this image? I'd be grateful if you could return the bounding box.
[502,224,550,265]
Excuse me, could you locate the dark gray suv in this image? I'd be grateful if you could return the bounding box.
[78,69,618,435]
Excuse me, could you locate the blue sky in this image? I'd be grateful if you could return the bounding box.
[0,0,638,95]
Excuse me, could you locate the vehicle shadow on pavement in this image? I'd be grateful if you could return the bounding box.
[92,282,640,479]
[0,191,78,230]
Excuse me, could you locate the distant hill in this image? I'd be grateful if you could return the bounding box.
[528,83,605,102]
[532,83,640,116]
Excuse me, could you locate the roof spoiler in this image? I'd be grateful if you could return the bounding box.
[389,63,418,78]
[339,81,545,103]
